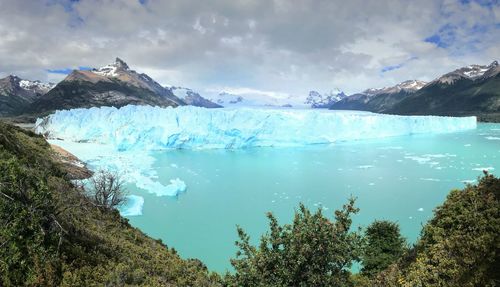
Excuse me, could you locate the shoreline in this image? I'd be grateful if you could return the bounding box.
[50,143,93,180]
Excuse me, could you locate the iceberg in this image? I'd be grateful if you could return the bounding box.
[120,195,144,216]
[35,105,477,151]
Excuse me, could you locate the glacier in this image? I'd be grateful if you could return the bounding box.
[35,105,477,151]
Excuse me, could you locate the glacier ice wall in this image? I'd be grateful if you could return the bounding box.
[35,105,477,150]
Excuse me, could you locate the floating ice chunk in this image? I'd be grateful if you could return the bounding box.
[170,163,179,168]
[418,207,424,212]
[357,165,374,169]
[462,179,476,184]
[35,105,477,150]
[378,146,403,150]
[485,136,500,140]
[464,144,471,147]
[472,167,495,171]
[161,178,187,196]
[420,178,441,182]
[120,195,144,216]
[405,156,431,164]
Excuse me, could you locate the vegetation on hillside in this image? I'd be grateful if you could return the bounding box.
[0,122,221,286]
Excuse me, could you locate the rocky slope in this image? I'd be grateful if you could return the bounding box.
[0,75,54,116]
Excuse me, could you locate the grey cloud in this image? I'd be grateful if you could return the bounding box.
[0,0,498,95]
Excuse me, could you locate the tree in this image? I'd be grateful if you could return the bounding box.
[371,173,500,286]
[226,198,362,287]
[401,172,500,286]
[88,170,127,209]
[361,220,406,277]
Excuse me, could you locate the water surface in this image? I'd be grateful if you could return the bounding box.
[54,123,499,272]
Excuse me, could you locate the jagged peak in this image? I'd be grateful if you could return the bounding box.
[114,57,129,70]
[92,57,130,77]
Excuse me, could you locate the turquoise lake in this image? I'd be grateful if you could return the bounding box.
[54,123,499,272]
[123,123,499,272]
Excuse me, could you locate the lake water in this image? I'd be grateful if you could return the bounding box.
[51,123,499,272]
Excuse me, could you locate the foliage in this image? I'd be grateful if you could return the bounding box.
[226,199,362,287]
[0,121,221,286]
[360,220,406,277]
[371,173,500,287]
[0,152,62,286]
[88,169,127,209]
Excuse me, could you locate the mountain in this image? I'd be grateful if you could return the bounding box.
[305,89,347,108]
[26,58,184,115]
[207,91,305,108]
[331,80,427,112]
[0,75,54,116]
[167,86,222,108]
[386,61,500,118]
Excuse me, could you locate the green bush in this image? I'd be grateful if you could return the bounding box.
[226,199,362,287]
[361,220,406,277]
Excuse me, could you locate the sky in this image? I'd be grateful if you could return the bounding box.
[0,0,498,97]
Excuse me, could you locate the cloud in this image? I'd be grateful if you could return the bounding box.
[0,0,498,96]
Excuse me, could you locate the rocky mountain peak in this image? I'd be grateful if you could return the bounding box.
[114,57,129,70]
[92,57,130,77]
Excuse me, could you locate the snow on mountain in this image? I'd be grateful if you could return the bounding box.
[305,89,347,108]
[35,105,477,150]
[19,79,55,94]
[361,80,427,96]
[206,89,305,108]
[432,61,499,85]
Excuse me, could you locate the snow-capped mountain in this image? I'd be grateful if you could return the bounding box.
[19,79,55,94]
[431,61,499,85]
[387,60,500,116]
[167,86,221,108]
[305,89,347,108]
[28,58,185,114]
[362,80,427,96]
[0,75,55,116]
[66,58,182,105]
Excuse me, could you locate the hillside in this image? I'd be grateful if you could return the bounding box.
[0,121,221,286]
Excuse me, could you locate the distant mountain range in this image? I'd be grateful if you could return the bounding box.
[331,61,500,120]
[1,59,498,120]
[0,58,220,117]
